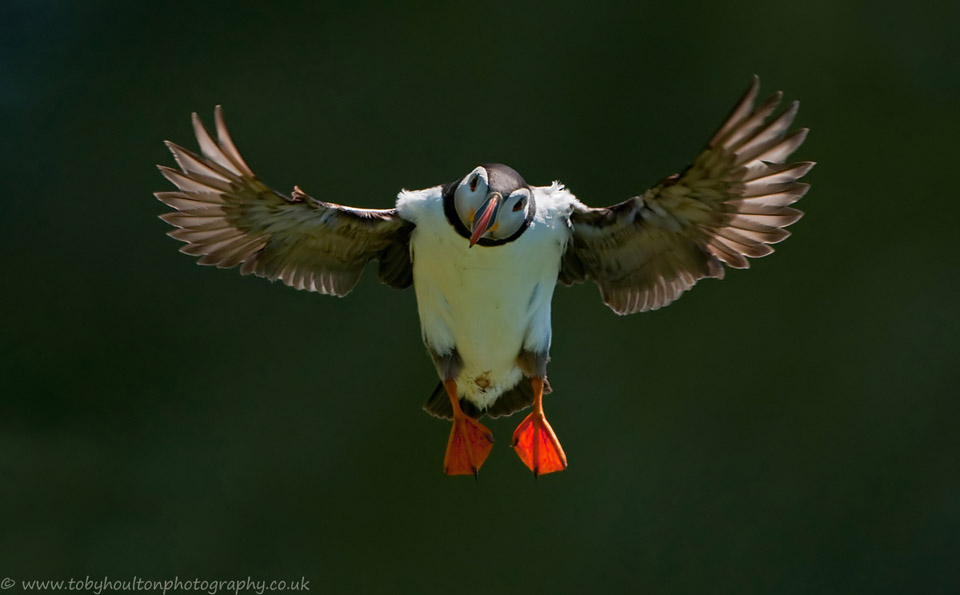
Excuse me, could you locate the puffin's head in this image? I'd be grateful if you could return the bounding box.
[453,164,533,247]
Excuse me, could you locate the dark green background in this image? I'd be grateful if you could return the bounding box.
[3,1,958,593]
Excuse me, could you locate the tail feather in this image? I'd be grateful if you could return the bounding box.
[422,379,552,420]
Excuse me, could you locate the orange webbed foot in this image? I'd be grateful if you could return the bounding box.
[444,413,494,477]
[512,410,567,477]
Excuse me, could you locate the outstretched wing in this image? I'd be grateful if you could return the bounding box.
[560,76,813,314]
[156,107,414,296]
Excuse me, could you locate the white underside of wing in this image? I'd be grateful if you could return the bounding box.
[398,184,575,408]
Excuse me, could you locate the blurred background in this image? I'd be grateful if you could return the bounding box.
[2,1,958,592]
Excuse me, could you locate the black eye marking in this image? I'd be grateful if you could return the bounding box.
[512,198,526,212]
[469,175,479,192]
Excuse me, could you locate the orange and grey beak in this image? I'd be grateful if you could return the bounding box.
[469,192,502,247]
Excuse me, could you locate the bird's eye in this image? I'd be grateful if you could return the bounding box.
[469,175,479,192]
[512,198,526,212]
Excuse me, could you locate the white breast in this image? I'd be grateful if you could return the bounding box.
[397,183,577,409]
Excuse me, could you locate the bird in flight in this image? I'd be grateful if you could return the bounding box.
[157,76,811,478]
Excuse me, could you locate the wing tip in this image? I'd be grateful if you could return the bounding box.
[709,75,765,146]
[786,127,811,152]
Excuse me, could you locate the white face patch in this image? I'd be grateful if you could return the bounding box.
[488,188,530,240]
[454,166,489,228]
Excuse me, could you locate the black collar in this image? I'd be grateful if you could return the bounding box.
[441,181,535,247]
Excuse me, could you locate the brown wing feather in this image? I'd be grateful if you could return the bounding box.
[561,76,813,314]
[156,107,414,296]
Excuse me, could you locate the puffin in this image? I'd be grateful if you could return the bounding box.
[156,76,812,477]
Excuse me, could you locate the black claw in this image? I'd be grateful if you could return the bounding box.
[472,467,479,480]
